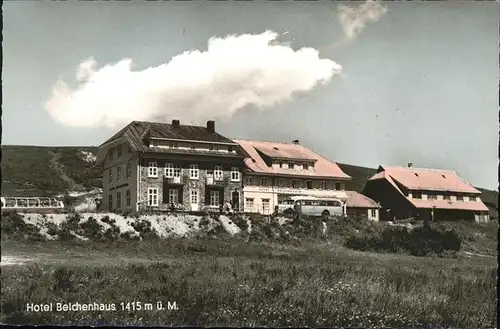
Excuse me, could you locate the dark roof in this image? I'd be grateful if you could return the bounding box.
[145,147,244,158]
[96,121,247,165]
[100,121,238,151]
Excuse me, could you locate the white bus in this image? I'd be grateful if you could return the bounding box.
[275,196,345,218]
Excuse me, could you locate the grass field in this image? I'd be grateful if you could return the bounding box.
[1,233,497,328]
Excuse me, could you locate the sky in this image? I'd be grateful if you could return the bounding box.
[2,0,498,190]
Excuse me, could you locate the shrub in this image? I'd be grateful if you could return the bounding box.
[130,219,157,240]
[0,212,44,241]
[344,225,462,256]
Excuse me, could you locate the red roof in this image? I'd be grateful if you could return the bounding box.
[369,166,480,194]
[345,191,380,208]
[234,139,351,179]
[367,165,488,212]
[410,199,488,212]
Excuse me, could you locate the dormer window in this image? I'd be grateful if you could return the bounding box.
[278,162,283,168]
[289,163,295,169]
[412,191,422,199]
[150,139,159,147]
[469,195,477,201]
[303,164,309,170]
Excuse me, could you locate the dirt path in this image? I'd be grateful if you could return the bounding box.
[48,152,85,192]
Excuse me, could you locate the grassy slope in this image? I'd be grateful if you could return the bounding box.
[1,146,101,196]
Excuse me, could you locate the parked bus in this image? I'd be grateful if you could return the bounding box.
[275,196,345,218]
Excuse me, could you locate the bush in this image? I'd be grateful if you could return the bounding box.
[1,212,44,241]
[231,216,249,232]
[344,225,462,256]
[130,219,157,240]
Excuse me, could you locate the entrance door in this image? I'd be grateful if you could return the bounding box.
[231,190,240,211]
[190,189,199,211]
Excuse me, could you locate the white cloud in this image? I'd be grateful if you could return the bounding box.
[45,30,342,129]
[338,0,388,40]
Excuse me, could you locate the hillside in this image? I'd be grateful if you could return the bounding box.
[1,146,101,197]
[1,146,497,210]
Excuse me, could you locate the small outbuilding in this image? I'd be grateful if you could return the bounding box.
[345,190,381,221]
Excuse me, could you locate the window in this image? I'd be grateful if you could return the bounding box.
[108,169,113,183]
[246,198,254,210]
[443,195,451,200]
[292,180,300,189]
[173,165,181,177]
[210,190,220,206]
[190,143,195,149]
[169,189,179,204]
[148,161,158,177]
[278,162,283,168]
[413,191,422,199]
[189,164,199,179]
[306,180,313,189]
[320,181,327,189]
[116,192,122,209]
[214,166,223,181]
[469,195,477,201]
[231,167,240,181]
[126,190,131,206]
[276,178,283,187]
[303,164,309,170]
[169,142,179,149]
[228,146,233,153]
[117,166,122,182]
[289,162,295,169]
[126,162,132,178]
[262,199,270,212]
[150,139,159,147]
[427,194,437,200]
[117,146,122,158]
[190,189,199,204]
[127,145,132,153]
[456,195,463,201]
[244,176,253,186]
[108,194,113,210]
[109,148,114,161]
[148,188,158,206]
[261,177,268,187]
[164,163,174,178]
[371,209,376,217]
[335,183,341,190]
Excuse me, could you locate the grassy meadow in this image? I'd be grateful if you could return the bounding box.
[1,230,497,328]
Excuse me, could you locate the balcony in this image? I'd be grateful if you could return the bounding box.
[206,176,225,186]
[164,175,183,185]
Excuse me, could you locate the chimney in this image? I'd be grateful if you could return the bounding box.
[292,139,300,145]
[172,119,180,128]
[408,162,413,168]
[207,120,215,133]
